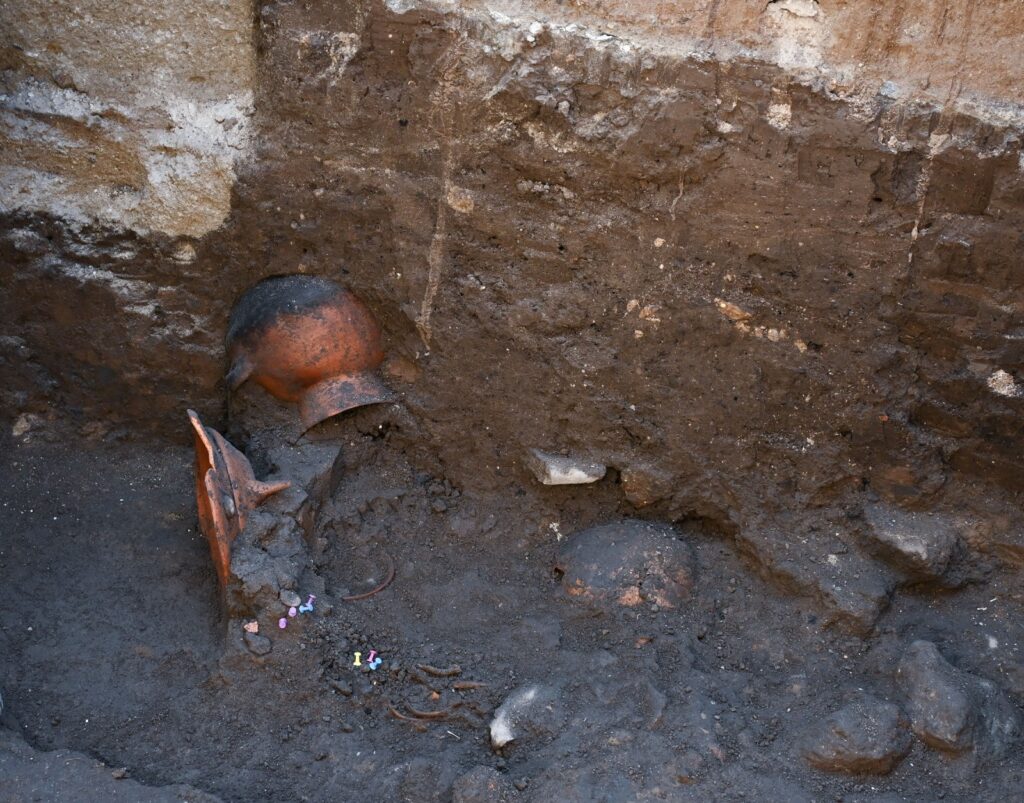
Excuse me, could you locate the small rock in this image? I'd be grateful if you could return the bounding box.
[452,766,513,803]
[620,464,672,508]
[279,589,302,608]
[244,631,272,656]
[814,566,894,636]
[171,241,197,264]
[555,520,693,609]
[329,679,353,696]
[896,640,1020,757]
[863,505,964,586]
[489,685,564,749]
[431,498,448,513]
[527,449,606,486]
[12,413,42,438]
[767,0,819,19]
[111,767,128,780]
[801,695,912,775]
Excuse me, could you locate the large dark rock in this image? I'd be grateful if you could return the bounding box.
[896,640,1020,758]
[555,520,693,610]
[736,523,895,635]
[801,695,912,775]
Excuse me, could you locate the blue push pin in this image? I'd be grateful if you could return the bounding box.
[367,650,382,670]
[298,594,315,614]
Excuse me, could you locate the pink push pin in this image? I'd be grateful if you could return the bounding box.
[288,606,297,617]
[278,617,287,629]
[367,650,378,663]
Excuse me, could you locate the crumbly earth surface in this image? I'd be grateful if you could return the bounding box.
[4,1,1024,800]
[1,414,1022,802]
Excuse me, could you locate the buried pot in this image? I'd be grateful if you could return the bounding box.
[225,275,394,430]
[188,410,290,587]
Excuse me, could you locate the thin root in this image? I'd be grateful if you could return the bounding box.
[388,706,428,731]
[417,663,462,678]
[406,704,450,720]
[342,551,396,602]
[408,669,441,693]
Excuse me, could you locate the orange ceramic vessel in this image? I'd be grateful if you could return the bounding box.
[188,410,290,587]
[225,276,393,430]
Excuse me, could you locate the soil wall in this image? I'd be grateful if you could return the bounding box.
[3,0,1024,613]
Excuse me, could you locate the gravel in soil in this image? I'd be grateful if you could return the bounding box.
[1,427,1023,801]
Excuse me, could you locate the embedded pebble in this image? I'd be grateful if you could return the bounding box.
[244,631,272,656]
[280,589,302,608]
[526,449,606,485]
[452,766,513,802]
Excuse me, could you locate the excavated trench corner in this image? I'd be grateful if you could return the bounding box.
[2,1,1024,801]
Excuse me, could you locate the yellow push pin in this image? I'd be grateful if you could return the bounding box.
[353,651,362,667]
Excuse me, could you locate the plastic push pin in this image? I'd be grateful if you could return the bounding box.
[288,606,297,617]
[298,594,316,614]
[279,618,288,629]
[367,650,381,670]
[353,651,362,667]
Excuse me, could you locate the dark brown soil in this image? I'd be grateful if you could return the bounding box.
[2,413,1022,802]
[3,4,1024,801]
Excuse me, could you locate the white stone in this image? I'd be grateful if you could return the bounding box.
[767,101,793,130]
[489,686,539,748]
[987,369,1021,398]
[772,0,820,18]
[527,449,606,485]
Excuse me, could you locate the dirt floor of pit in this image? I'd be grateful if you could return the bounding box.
[1,422,1023,802]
